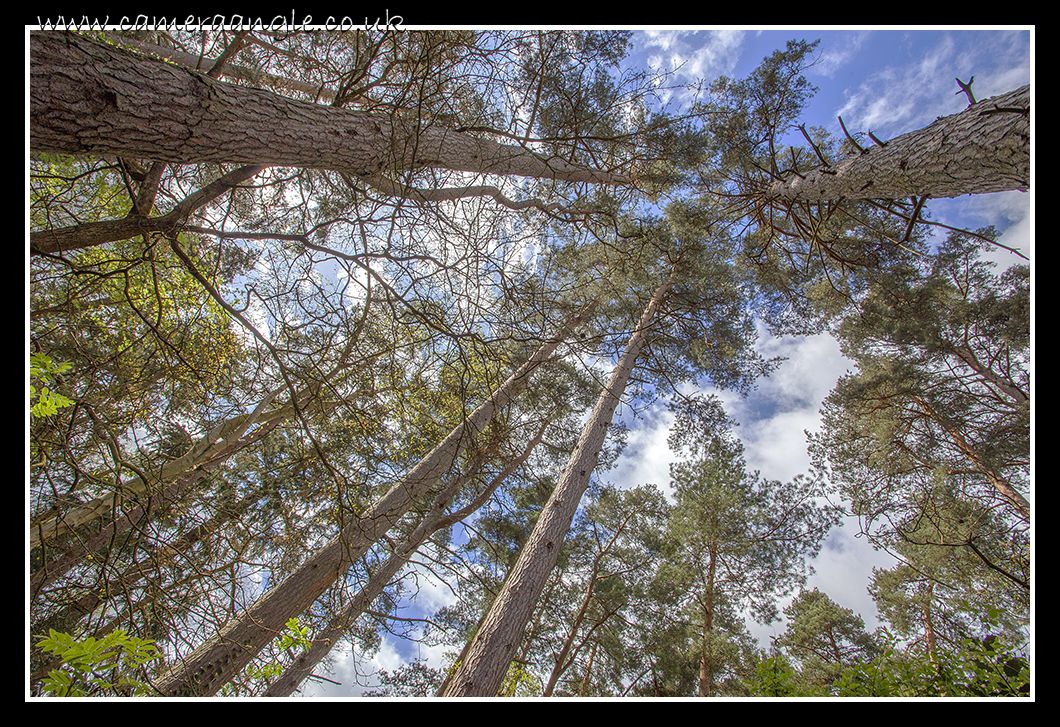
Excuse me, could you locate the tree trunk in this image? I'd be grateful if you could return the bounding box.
[542,572,598,697]
[768,85,1029,202]
[152,326,573,696]
[543,504,637,697]
[578,642,597,697]
[263,421,549,697]
[698,547,717,697]
[101,31,338,103]
[922,583,940,678]
[439,281,671,697]
[30,32,631,185]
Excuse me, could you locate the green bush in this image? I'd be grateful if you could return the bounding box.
[748,626,1029,698]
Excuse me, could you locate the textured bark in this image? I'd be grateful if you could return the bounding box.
[440,282,671,697]
[30,32,631,185]
[152,329,572,696]
[101,32,339,103]
[768,85,1029,202]
[264,421,548,697]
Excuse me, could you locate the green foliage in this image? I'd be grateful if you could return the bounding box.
[30,353,74,418]
[700,38,930,337]
[499,660,543,697]
[749,652,817,697]
[775,588,881,688]
[28,30,1028,701]
[666,396,841,626]
[623,395,840,697]
[810,230,1030,646]
[749,608,1029,697]
[951,632,1030,697]
[242,618,313,682]
[814,229,1029,530]
[30,154,130,232]
[36,629,162,697]
[830,632,1027,697]
[364,660,446,698]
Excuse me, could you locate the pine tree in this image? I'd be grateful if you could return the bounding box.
[810,229,1030,531]
[775,588,881,690]
[660,395,841,696]
[440,202,774,696]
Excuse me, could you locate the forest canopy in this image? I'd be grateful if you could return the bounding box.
[28,27,1030,698]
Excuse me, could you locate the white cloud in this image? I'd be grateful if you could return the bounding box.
[804,524,897,631]
[758,331,851,408]
[640,29,689,54]
[606,403,676,496]
[836,34,959,136]
[917,188,1031,267]
[725,332,853,483]
[634,29,747,107]
[741,408,821,483]
[746,523,898,649]
[812,31,870,79]
[835,31,1030,140]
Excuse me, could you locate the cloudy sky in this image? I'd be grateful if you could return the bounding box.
[300,27,1032,697]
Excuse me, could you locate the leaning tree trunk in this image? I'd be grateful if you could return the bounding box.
[151,322,578,697]
[263,420,550,697]
[101,31,339,103]
[30,32,631,185]
[768,85,1029,202]
[440,281,671,697]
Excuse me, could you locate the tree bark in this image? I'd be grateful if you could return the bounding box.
[578,642,597,697]
[698,548,717,697]
[768,85,1029,202]
[439,281,671,697]
[922,583,941,681]
[30,32,631,185]
[263,420,549,697]
[151,326,574,696]
[98,32,329,101]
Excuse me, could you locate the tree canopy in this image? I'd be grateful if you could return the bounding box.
[29,27,1030,698]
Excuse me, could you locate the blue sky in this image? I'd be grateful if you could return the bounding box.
[297,27,1032,698]
[610,26,1032,660]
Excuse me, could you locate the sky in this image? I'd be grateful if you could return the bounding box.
[607,26,1033,654]
[294,26,1033,698]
